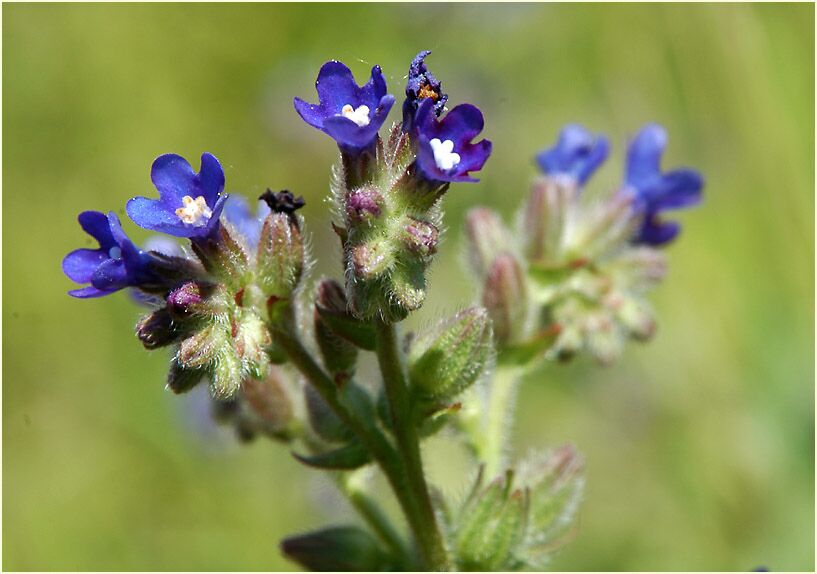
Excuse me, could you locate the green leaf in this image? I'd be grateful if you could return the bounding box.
[292,441,371,470]
[280,526,392,571]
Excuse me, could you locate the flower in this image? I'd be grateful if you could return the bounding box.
[126,153,227,239]
[402,50,448,132]
[412,98,492,183]
[293,61,395,152]
[223,195,271,248]
[535,124,609,186]
[62,211,157,298]
[625,124,703,246]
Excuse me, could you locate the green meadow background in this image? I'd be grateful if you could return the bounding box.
[4,3,814,571]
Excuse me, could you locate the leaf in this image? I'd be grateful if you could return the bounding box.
[292,441,371,470]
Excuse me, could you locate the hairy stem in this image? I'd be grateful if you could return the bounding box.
[482,365,523,478]
[374,318,450,571]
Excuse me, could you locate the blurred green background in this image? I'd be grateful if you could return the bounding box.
[4,3,814,571]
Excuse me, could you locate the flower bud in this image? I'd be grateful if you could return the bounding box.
[136,308,184,349]
[521,176,576,263]
[241,366,292,434]
[345,187,384,224]
[351,239,393,280]
[210,344,243,399]
[257,212,305,300]
[166,281,217,320]
[166,359,206,394]
[314,279,375,350]
[401,217,438,258]
[280,526,391,572]
[584,311,623,366]
[409,307,493,402]
[314,308,358,382]
[389,258,427,313]
[571,190,638,259]
[482,254,528,348]
[606,292,656,341]
[464,207,512,278]
[233,312,272,376]
[177,323,223,369]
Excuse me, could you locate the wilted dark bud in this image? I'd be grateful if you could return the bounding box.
[280,526,391,572]
[521,176,576,263]
[454,471,529,571]
[136,308,184,349]
[166,359,206,394]
[464,207,513,278]
[517,445,585,566]
[345,187,384,224]
[483,254,529,347]
[259,189,305,219]
[351,239,393,280]
[401,217,439,258]
[257,212,305,301]
[241,366,292,434]
[409,307,493,402]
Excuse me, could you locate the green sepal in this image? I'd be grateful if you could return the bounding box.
[292,441,372,470]
[305,384,354,443]
[318,312,376,351]
[166,359,206,394]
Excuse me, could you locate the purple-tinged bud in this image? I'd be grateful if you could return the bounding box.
[136,308,184,349]
[345,187,384,224]
[166,281,217,320]
[401,217,439,257]
[242,366,292,434]
[351,240,392,280]
[482,254,528,347]
[521,176,576,263]
[464,207,513,278]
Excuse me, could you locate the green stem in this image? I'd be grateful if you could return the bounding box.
[481,365,523,479]
[374,318,450,571]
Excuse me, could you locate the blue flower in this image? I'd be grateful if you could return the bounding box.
[62,211,157,298]
[293,61,396,152]
[126,153,227,239]
[223,194,271,248]
[535,124,609,186]
[625,124,703,246]
[402,50,448,132]
[413,98,492,183]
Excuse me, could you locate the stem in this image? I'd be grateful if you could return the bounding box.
[374,318,450,571]
[273,321,443,570]
[482,365,523,479]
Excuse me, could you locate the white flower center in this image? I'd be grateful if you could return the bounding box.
[430,138,461,171]
[175,195,212,226]
[340,104,371,127]
[108,246,122,260]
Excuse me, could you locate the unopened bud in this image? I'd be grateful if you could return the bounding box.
[345,187,384,224]
[136,308,183,349]
[572,190,638,259]
[280,526,390,572]
[483,254,528,347]
[521,176,576,263]
[166,281,216,320]
[210,344,242,399]
[409,307,493,401]
[585,311,623,366]
[389,259,427,312]
[234,312,272,376]
[315,312,357,382]
[351,239,393,280]
[315,279,375,350]
[257,212,305,300]
[241,366,292,433]
[166,359,206,394]
[177,323,223,369]
[464,207,513,278]
[612,296,656,341]
[401,217,438,257]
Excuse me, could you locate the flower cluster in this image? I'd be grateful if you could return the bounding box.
[63,51,703,573]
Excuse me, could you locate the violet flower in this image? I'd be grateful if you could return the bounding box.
[625,124,703,246]
[536,124,609,186]
[294,61,395,153]
[126,153,227,239]
[62,211,157,298]
[412,98,492,183]
[403,50,448,132]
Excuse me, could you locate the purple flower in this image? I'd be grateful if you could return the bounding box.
[62,211,157,298]
[536,124,609,186]
[402,50,448,132]
[412,98,492,183]
[223,195,271,248]
[126,153,227,239]
[625,124,703,246]
[293,61,396,152]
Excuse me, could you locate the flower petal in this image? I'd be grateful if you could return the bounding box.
[150,154,197,205]
[91,258,129,291]
[68,285,115,299]
[315,60,360,112]
[626,124,667,187]
[78,211,117,251]
[62,248,107,284]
